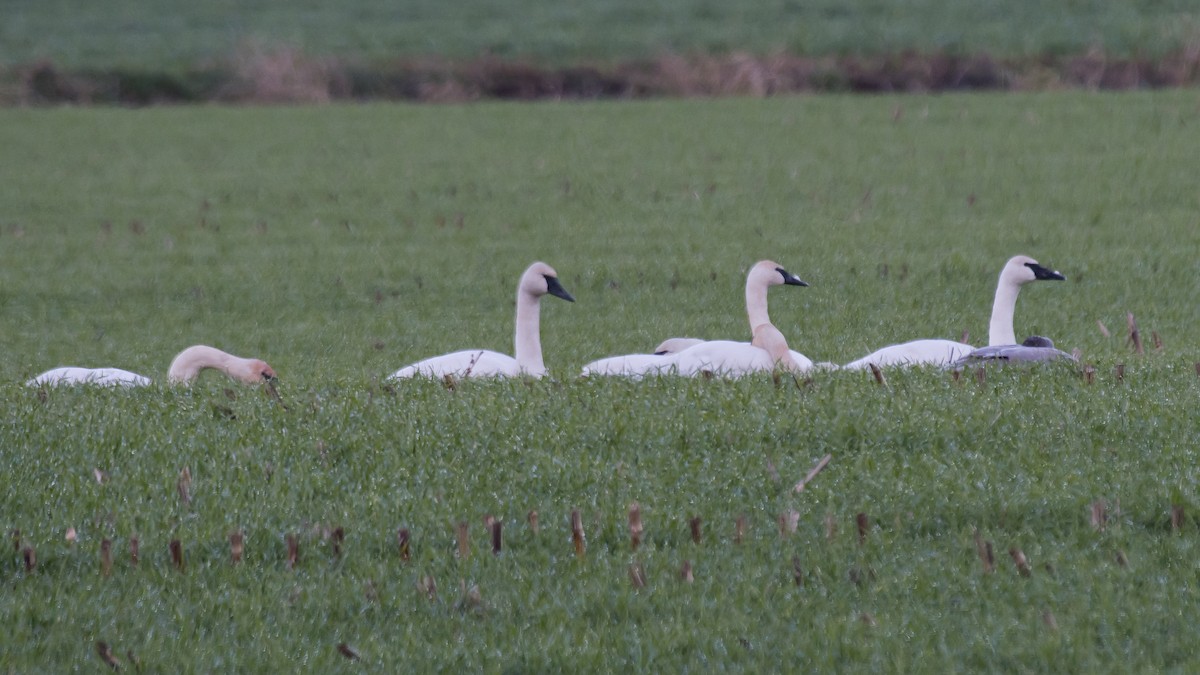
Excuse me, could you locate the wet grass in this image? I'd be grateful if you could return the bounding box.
[2,91,1200,670]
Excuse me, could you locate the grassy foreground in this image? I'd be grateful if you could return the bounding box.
[2,92,1200,670]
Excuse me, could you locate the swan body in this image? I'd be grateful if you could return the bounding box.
[669,323,804,377]
[843,255,1065,370]
[953,336,1076,366]
[27,345,277,387]
[580,260,812,378]
[26,367,151,387]
[390,261,574,380]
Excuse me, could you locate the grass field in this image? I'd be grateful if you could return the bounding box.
[2,92,1200,670]
[3,0,1199,70]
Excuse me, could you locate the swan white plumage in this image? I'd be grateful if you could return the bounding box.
[668,322,803,377]
[389,261,574,379]
[26,345,278,387]
[842,255,1065,370]
[579,260,812,377]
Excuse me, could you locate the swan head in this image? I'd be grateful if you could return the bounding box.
[1021,335,1056,348]
[751,260,809,288]
[1004,255,1065,285]
[653,337,706,355]
[520,261,575,302]
[231,359,277,384]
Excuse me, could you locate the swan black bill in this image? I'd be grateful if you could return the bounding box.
[1025,262,1066,281]
[776,267,809,287]
[544,275,576,302]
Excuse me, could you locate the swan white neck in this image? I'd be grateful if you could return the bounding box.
[752,323,799,371]
[988,272,1023,346]
[745,269,772,330]
[513,287,545,375]
[167,346,243,383]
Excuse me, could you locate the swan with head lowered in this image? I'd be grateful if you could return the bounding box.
[842,255,1065,370]
[26,345,278,387]
[580,260,813,377]
[390,261,574,379]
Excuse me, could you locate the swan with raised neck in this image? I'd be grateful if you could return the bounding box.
[842,254,1064,369]
[390,261,574,379]
[580,260,812,377]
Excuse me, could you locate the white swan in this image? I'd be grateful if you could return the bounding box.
[580,260,812,377]
[668,322,804,377]
[389,261,574,379]
[842,255,1065,370]
[27,345,277,387]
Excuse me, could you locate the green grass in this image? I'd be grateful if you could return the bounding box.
[3,0,1199,69]
[2,92,1200,670]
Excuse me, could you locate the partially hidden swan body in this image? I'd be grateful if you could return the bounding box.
[953,335,1077,366]
[390,261,574,379]
[842,255,1065,370]
[27,345,277,387]
[580,260,812,378]
[668,322,804,377]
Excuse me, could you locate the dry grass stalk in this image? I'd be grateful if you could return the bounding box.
[332,526,345,557]
[10,528,19,552]
[735,514,747,544]
[169,539,183,571]
[95,641,121,670]
[689,515,702,545]
[527,510,539,534]
[1195,362,1200,377]
[951,369,961,383]
[455,521,469,559]
[628,502,643,551]
[397,528,411,561]
[778,511,799,538]
[859,612,877,626]
[974,367,986,385]
[856,513,869,545]
[66,527,77,544]
[1116,550,1128,568]
[1152,331,1162,350]
[286,533,298,569]
[825,513,837,540]
[571,510,586,557]
[1096,320,1111,337]
[100,538,112,577]
[177,467,192,505]
[868,363,887,386]
[417,575,437,601]
[230,530,244,564]
[680,560,694,583]
[1042,610,1058,630]
[960,329,970,343]
[1127,312,1144,354]
[628,562,647,588]
[1090,500,1108,531]
[794,453,832,492]
[1171,504,1185,532]
[129,536,139,567]
[792,556,805,587]
[1083,364,1096,384]
[491,519,502,555]
[1008,547,1031,576]
[23,546,36,572]
[973,528,995,574]
[1115,363,1125,382]
[337,643,361,661]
